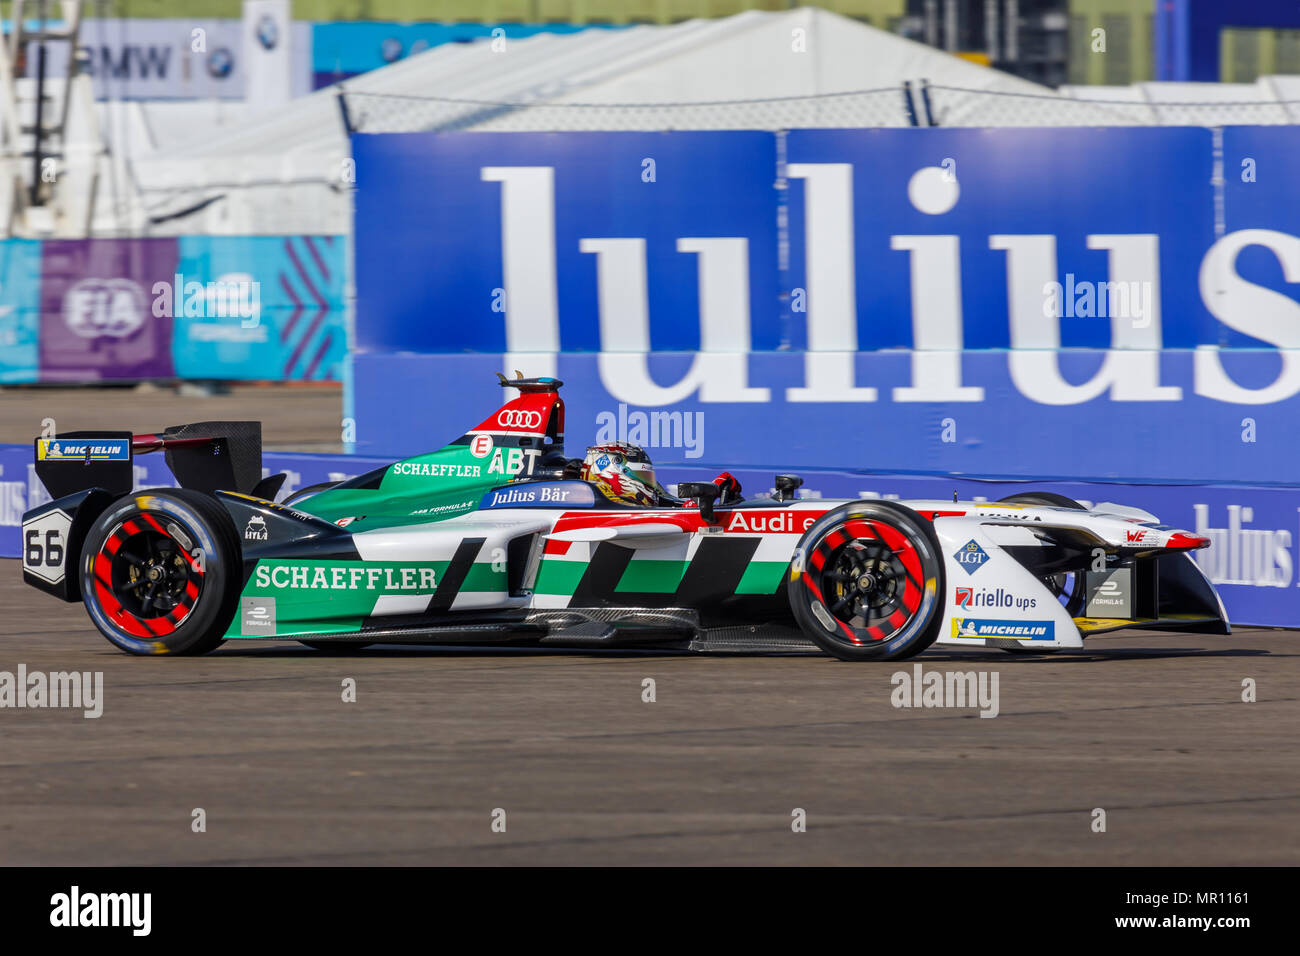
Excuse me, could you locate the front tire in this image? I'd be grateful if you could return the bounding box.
[789,501,945,661]
[80,489,241,656]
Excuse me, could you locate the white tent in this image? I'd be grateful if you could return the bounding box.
[14,7,1293,238]
[128,7,1109,237]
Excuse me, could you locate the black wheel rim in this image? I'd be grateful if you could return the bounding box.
[93,512,205,639]
[805,516,930,646]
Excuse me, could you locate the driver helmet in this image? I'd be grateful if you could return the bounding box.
[581,442,661,506]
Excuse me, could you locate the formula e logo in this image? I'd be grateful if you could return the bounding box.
[241,597,276,635]
[953,539,989,575]
[470,434,494,458]
[497,409,542,430]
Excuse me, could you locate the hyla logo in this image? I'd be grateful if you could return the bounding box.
[953,539,989,575]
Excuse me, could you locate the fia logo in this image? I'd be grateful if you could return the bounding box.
[953,539,989,575]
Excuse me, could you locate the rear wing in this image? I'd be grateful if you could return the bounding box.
[34,422,266,499]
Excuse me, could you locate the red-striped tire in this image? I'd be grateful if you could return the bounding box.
[79,489,240,656]
[789,501,945,661]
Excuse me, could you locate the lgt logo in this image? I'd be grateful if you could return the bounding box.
[952,539,989,575]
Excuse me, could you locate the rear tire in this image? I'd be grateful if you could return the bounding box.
[80,489,240,656]
[789,501,944,661]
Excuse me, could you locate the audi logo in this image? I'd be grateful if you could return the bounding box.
[497,410,543,429]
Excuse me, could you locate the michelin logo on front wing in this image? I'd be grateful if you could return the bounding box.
[951,618,1054,640]
[253,564,437,591]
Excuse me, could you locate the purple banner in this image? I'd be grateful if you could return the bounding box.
[38,239,178,381]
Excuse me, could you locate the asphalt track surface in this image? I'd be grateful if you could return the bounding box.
[2,560,1296,866]
[2,385,1296,865]
[0,383,343,452]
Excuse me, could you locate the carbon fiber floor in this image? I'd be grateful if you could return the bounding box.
[1,558,1295,866]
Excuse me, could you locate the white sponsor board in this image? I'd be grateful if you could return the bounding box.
[28,18,311,100]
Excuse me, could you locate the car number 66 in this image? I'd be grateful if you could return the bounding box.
[26,528,65,567]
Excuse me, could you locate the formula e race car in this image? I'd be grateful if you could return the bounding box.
[20,376,1230,661]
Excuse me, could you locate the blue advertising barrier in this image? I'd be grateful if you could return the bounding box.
[2,441,1296,628]
[349,127,1300,486]
[0,239,42,383]
[352,348,1300,485]
[353,130,782,354]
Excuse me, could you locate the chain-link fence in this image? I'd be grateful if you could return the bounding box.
[342,84,1300,133]
[342,87,917,133]
[925,85,1300,127]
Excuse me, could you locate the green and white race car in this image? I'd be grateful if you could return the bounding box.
[20,376,1228,660]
